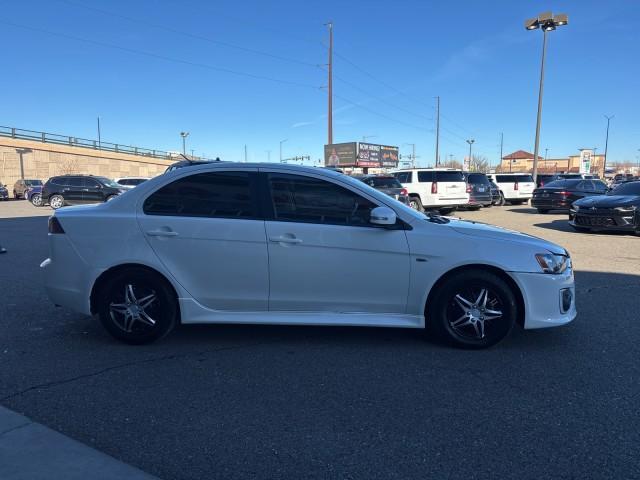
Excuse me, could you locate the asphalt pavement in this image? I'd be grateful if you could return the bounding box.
[0,200,639,480]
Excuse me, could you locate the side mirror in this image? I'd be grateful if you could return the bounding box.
[370,206,397,227]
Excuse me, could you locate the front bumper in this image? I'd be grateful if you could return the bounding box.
[569,208,638,231]
[509,268,576,329]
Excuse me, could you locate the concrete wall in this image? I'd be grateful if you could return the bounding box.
[1,137,174,196]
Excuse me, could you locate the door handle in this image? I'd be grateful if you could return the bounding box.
[146,230,179,237]
[269,236,302,244]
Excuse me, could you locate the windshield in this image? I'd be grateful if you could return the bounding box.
[466,173,490,184]
[95,176,122,188]
[609,181,640,196]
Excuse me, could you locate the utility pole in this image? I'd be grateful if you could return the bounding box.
[603,115,614,178]
[279,139,288,162]
[266,150,271,162]
[466,139,475,171]
[435,96,440,166]
[499,132,503,171]
[545,148,549,160]
[327,22,333,146]
[244,144,248,162]
[97,116,101,149]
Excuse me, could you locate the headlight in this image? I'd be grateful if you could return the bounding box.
[573,204,580,211]
[535,253,570,274]
[614,206,635,213]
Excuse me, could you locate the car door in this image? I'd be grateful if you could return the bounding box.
[82,177,104,203]
[64,177,85,204]
[262,170,411,314]
[137,169,269,311]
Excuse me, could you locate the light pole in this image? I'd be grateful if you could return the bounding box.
[525,11,568,183]
[603,115,614,178]
[545,148,549,160]
[180,131,189,155]
[466,139,475,171]
[592,147,598,173]
[97,116,101,149]
[279,139,288,162]
[403,143,416,168]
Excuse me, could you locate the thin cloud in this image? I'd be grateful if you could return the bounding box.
[290,121,313,128]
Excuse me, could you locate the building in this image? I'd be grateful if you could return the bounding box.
[499,150,605,176]
[0,126,178,193]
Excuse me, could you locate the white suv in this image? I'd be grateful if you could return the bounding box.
[489,173,536,205]
[393,168,469,212]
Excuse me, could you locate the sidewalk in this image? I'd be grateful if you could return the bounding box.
[0,406,159,480]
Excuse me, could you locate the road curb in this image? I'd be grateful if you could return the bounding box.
[0,406,159,480]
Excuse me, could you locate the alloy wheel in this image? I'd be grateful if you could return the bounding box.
[50,196,64,209]
[446,287,504,340]
[31,194,43,207]
[109,284,158,333]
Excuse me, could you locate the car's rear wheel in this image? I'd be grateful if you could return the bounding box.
[427,270,517,349]
[31,193,43,207]
[498,193,506,206]
[97,268,178,345]
[409,196,423,211]
[49,195,65,209]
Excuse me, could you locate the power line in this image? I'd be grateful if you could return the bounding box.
[53,0,321,68]
[0,20,321,90]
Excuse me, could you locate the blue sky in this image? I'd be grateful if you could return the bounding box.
[1,0,638,166]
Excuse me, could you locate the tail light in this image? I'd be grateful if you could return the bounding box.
[466,183,472,193]
[400,188,408,196]
[431,182,438,194]
[48,217,65,234]
[557,191,569,196]
[514,182,519,191]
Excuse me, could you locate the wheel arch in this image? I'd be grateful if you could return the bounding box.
[90,263,181,319]
[425,264,525,328]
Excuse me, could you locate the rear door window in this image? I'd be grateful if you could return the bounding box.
[68,177,84,189]
[394,172,412,183]
[417,171,435,182]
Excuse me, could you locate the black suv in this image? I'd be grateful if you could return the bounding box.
[42,175,125,209]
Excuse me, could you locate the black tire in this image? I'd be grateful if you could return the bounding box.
[409,196,423,212]
[49,194,65,209]
[498,193,506,206]
[537,209,549,214]
[31,193,43,207]
[97,268,178,345]
[426,270,517,349]
[13,191,20,200]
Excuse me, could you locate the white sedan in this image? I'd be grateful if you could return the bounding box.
[41,163,576,348]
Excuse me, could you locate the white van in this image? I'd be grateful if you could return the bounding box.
[393,168,469,212]
[489,173,536,205]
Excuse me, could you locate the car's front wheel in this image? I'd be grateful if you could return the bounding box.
[49,194,65,209]
[31,193,43,207]
[427,270,517,349]
[97,268,178,344]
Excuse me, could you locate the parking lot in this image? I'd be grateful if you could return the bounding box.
[1,200,639,479]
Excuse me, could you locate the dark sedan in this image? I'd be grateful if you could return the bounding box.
[532,179,608,213]
[354,175,409,205]
[569,181,640,234]
[464,173,492,209]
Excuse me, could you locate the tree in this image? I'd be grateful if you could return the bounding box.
[469,154,489,172]
[440,159,463,169]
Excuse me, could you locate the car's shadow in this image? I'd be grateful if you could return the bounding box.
[533,218,635,236]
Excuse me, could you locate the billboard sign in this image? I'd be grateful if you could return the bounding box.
[380,145,399,167]
[324,142,399,168]
[357,143,381,167]
[579,149,592,174]
[324,142,357,166]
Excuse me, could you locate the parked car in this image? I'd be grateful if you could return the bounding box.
[42,163,576,349]
[488,173,536,205]
[536,174,561,188]
[13,179,43,199]
[393,168,469,213]
[532,179,608,213]
[42,175,126,209]
[115,177,150,189]
[463,173,493,209]
[569,181,640,234]
[0,182,9,200]
[25,185,44,207]
[353,174,409,205]
[489,180,501,205]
